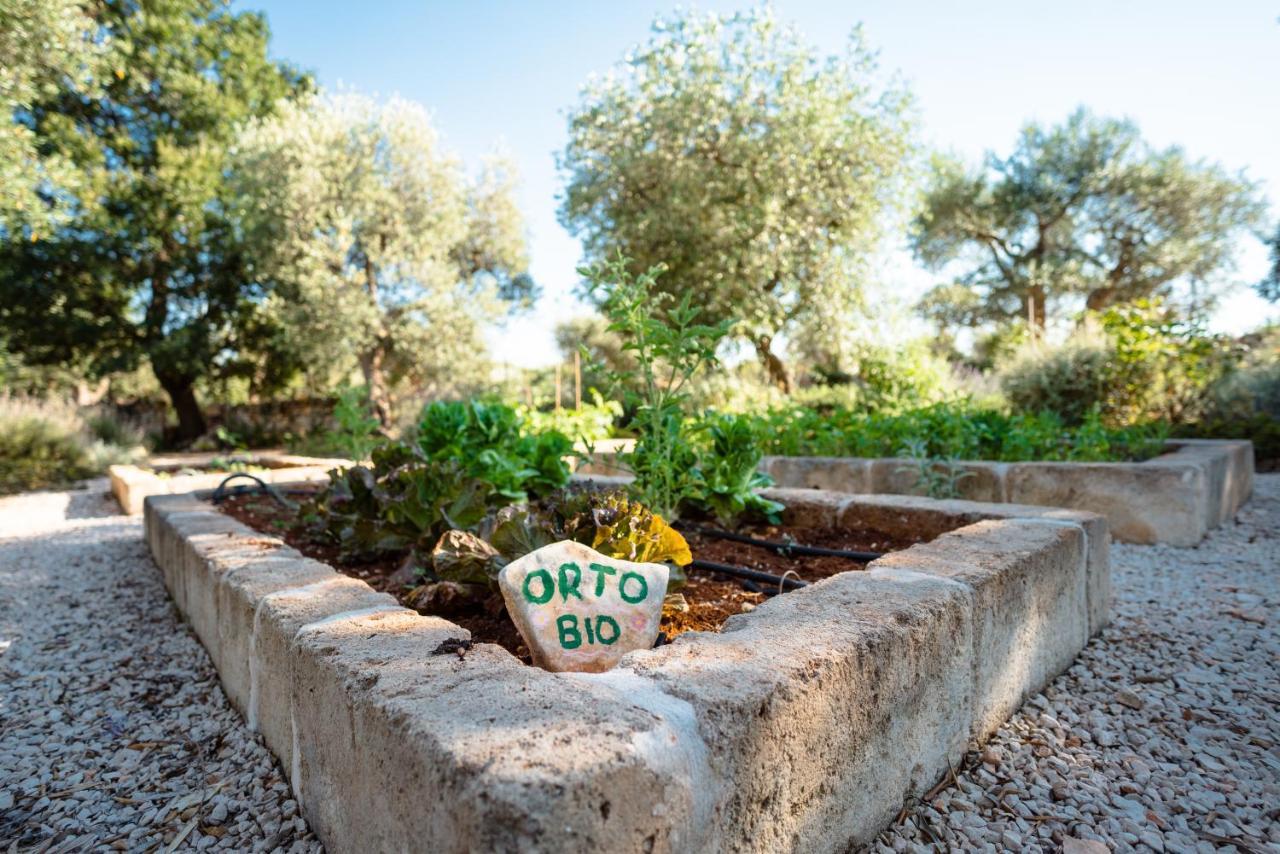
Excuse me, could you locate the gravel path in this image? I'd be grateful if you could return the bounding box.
[2,478,1276,853]
[873,474,1280,854]
[0,481,321,852]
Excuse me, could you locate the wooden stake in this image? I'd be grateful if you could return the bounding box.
[554,364,562,413]
[574,351,582,410]
[1027,294,1036,346]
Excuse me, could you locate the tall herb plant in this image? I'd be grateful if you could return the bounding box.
[581,256,733,520]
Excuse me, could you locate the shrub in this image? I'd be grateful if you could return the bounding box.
[0,398,94,494]
[1175,329,1280,468]
[85,409,146,450]
[1098,300,1236,424]
[1201,329,1280,421]
[1000,301,1239,428]
[0,397,144,495]
[688,340,960,417]
[302,400,576,565]
[999,331,1114,427]
[832,339,959,413]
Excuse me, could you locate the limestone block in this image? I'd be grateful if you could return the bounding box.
[1164,439,1255,526]
[870,518,1088,740]
[290,612,705,853]
[212,554,336,713]
[757,487,854,527]
[866,458,1007,502]
[761,455,871,493]
[252,575,404,765]
[833,495,1111,637]
[1006,460,1203,546]
[617,569,974,852]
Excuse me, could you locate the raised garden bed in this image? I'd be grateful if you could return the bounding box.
[108,451,350,515]
[763,439,1252,546]
[144,481,1108,852]
[582,438,1253,546]
[218,487,923,660]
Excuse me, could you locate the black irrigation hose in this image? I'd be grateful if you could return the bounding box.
[209,473,297,510]
[689,559,809,592]
[683,525,884,563]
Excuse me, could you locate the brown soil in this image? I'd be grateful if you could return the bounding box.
[218,493,926,664]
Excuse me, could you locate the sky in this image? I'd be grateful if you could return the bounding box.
[233,0,1280,366]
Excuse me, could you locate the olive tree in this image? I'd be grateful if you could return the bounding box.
[235,93,533,424]
[0,0,308,440]
[913,109,1265,331]
[0,0,101,229]
[559,8,915,391]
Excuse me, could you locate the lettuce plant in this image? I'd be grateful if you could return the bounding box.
[301,401,575,565]
[424,489,692,601]
[686,412,783,525]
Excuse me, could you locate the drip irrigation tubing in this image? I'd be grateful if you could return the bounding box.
[681,525,885,563]
[210,473,298,509]
[689,559,809,591]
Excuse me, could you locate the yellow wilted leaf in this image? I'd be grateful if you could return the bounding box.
[587,494,691,566]
[648,513,692,566]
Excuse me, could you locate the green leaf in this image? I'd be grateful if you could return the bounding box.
[431,530,504,585]
[486,505,559,562]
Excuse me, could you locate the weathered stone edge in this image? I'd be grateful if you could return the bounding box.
[145,487,1106,853]
[109,458,344,516]
[758,438,1253,546]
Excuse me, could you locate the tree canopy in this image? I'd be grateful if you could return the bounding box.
[0,0,308,439]
[0,0,101,229]
[234,92,533,425]
[912,109,1265,332]
[559,7,916,391]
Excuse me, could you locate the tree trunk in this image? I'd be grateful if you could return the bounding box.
[156,373,207,443]
[754,336,792,394]
[358,249,394,427]
[1026,285,1048,329]
[359,347,393,428]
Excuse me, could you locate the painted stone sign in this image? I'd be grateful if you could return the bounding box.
[498,540,669,673]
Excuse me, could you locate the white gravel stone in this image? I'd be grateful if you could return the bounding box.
[872,474,1280,853]
[0,481,323,851]
[4,475,1277,852]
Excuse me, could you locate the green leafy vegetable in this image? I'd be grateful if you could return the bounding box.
[742,402,1169,463]
[432,488,692,594]
[562,491,693,567]
[580,256,783,527]
[431,530,504,585]
[298,401,576,566]
[686,412,784,525]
